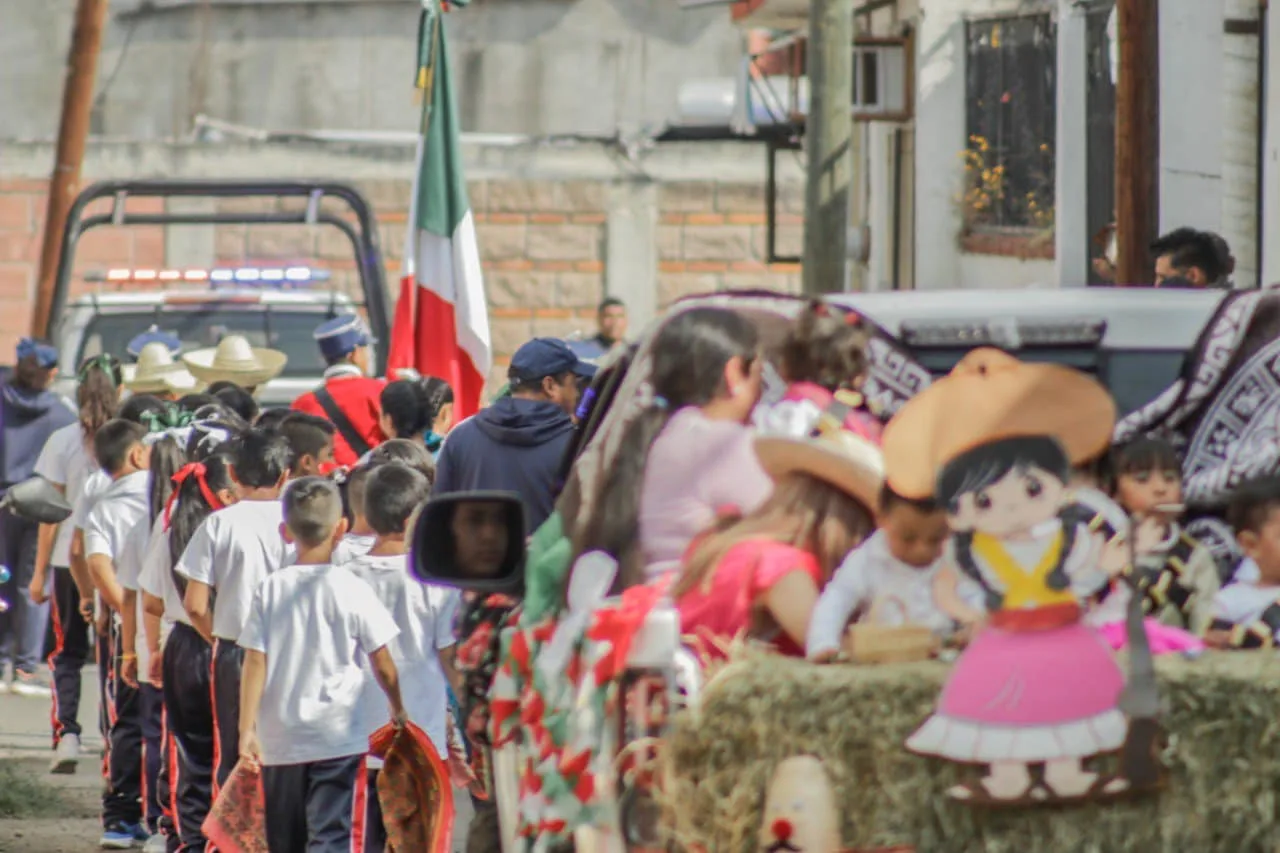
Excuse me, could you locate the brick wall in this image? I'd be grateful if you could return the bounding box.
[0,173,803,388]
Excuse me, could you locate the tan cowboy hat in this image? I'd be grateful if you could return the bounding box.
[122,342,201,395]
[181,335,287,388]
[881,347,1116,500]
[753,427,885,514]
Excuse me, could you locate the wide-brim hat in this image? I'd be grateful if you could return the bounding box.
[122,342,201,395]
[181,335,287,387]
[754,428,885,514]
[881,347,1116,499]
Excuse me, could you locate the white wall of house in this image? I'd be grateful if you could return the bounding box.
[1264,1,1280,285]
[914,0,1056,290]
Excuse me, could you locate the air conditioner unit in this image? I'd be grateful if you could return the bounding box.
[853,39,910,119]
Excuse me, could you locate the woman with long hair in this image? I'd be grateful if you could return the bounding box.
[672,428,881,658]
[574,307,772,590]
[140,432,238,853]
[29,353,124,770]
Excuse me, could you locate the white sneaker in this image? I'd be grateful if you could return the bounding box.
[51,732,80,774]
[11,672,53,698]
[142,834,168,853]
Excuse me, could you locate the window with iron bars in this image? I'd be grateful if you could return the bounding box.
[963,14,1057,232]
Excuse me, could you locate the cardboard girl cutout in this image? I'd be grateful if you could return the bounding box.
[883,349,1160,807]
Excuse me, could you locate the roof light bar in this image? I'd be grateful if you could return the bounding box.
[88,267,332,287]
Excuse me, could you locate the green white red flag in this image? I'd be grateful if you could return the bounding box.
[386,0,490,418]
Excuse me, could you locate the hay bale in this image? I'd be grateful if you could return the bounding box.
[663,651,1280,853]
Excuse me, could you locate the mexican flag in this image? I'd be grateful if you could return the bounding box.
[386,0,490,418]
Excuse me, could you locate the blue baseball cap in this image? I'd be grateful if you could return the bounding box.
[509,338,597,383]
[126,326,182,361]
[16,338,58,369]
[314,314,375,361]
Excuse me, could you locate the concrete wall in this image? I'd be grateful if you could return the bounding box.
[0,139,803,387]
[0,0,743,140]
[913,0,1056,290]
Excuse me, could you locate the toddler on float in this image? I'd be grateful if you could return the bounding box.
[1207,477,1280,648]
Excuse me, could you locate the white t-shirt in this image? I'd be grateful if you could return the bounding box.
[238,563,399,766]
[138,514,192,630]
[348,553,459,761]
[117,515,161,679]
[1213,582,1280,642]
[84,471,151,630]
[333,533,376,566]
[72,470,112,621]
[806,530,965,657]
[174,499,292,643]
[34,423,99,568]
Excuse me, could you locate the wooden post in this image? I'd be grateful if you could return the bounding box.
[802,0,855,295]
[31,0,111,339]
[1114,0,1159,285]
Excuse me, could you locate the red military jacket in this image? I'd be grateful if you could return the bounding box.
[291,368,388,466]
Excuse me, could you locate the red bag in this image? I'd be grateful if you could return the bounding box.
[202,759,268,853]
[369,721,456,853]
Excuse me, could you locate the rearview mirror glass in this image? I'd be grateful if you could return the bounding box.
[3,476,74,525]
[410,492,526,593]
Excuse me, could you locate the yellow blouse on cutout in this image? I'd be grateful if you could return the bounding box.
[971,529,1077,610]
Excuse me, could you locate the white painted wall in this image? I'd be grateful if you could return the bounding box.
[1158,0,1225,238]
[1055,0,1087,287]
[1264,0,1280,285]
[958,254,1056,289]
[1221,0,1261,288]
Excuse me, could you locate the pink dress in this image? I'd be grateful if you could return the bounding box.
[638,408,774,580]
[675,539,822,660]
[907,524,1128,764]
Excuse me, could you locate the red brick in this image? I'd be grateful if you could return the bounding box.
[0,180,50,194]
[574,260,604,273]
[0,232,38,263]
[688,261,729,273]
[0,195,32,231]
[72,229,134,266]
[659,261,686,273]
[570,213,607,225]
[686,214,726,226]
[486,213,526,225]
[132,228,166,266]
[0,265,32,301]
[529,214,568,224]
[0,299,33,333]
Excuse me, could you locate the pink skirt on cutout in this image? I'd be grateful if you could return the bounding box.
[1096,618,1204,655]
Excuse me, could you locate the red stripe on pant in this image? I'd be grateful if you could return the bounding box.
[350,756,368,853]
[47,589,64,747]
[208,642,222,803]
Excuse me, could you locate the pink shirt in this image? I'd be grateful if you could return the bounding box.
[675,539,823,659]
[637,407,773,579]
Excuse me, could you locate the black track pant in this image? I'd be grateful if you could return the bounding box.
[163,622,214,853]
[210,637,244,794]
[262,753,368,853]
[364,768,386,852]
[47,567,90,746]
[103,622,143,828]
[141,683,164,832]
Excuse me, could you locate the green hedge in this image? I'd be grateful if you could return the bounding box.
[663,652,1280,852]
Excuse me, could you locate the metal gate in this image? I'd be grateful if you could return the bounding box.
[1084,0,1117,285]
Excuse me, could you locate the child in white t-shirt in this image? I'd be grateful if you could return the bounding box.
[175,428,292,791]
[347,462,460,851]
[1207,479,1280,649]
[808,486,974,661]
[82,419,154,847]
[333,463,376,565]
[238,477,406,853]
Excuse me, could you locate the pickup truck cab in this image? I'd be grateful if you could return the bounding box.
[43,180,392,407]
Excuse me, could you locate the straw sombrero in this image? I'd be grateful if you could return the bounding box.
[881,347,1116,500]
[122,342,201,395]
[181,335,287,388]
[754,427,885,513]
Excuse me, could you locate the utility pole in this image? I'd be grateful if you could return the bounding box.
[31,0,110,339]
[802,0,855,295]
[1113,0,1159,285]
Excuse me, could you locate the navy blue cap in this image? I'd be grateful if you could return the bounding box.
[16,338,58,369]
[510,337,597,382]
[314,314,375,361]
[126,326,182,361]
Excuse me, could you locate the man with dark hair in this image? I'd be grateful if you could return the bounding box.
[435,338,595,535]
[1,337,75,697]
[209,382,260,424]
[279,412,338,479]
[291,314,386,467]
[567,297,628,363]
[1151,228,1229,288]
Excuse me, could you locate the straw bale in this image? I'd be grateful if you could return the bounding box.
[662,650,1280,853]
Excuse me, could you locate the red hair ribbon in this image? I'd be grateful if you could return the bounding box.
[164,462,225,530]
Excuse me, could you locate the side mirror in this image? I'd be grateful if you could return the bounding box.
[410,492,527,593]
[1,476,74,525]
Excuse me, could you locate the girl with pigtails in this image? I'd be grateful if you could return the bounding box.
[134,417,239,853]
[886,348,1141,807]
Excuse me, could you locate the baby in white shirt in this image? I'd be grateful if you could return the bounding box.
[808,487,967,661]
